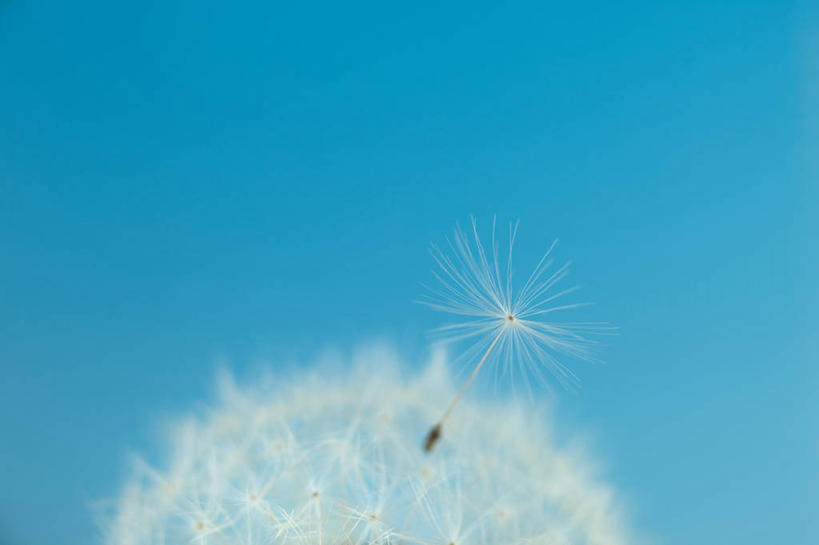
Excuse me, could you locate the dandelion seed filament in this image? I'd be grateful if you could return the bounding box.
[424,324,507,452]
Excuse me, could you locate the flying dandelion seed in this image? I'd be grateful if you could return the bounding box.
[421,218,609,451]
[100,347,630,545]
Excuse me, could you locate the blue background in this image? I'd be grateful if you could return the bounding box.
[1,1,817,544]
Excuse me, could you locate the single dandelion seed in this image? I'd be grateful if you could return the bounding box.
[420,217,608,452]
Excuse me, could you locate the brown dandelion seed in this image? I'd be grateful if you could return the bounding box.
[424,423,442,452]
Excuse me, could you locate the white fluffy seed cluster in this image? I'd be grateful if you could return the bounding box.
[103,347,629,545]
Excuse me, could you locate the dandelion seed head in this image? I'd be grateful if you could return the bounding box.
[100,346,630,545]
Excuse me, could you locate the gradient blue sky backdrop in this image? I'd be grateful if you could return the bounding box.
[1,2,817,544]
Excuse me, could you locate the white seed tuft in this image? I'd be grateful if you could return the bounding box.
[101,349,630,545]
[421,217,612,393]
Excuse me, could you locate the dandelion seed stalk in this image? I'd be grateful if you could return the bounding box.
[424,321,508,452]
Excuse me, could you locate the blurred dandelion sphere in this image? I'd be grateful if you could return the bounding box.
[105,347,628,545]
